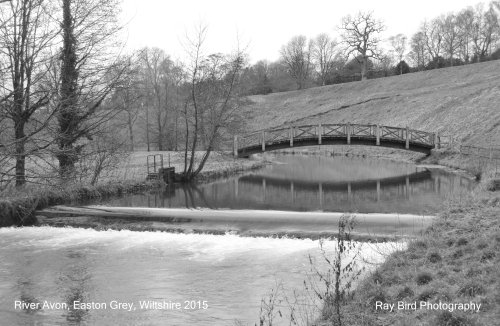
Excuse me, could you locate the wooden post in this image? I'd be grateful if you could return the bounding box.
[233,135,238,157]
[435,131,440,149]
[318,183,323,208]
[347,122,351,145]
[290,126,294,147]
[376,125,380,146]
[318,124,322,145]
[405,126,410,149]
[262,178,266,201]
[261,131,266,152]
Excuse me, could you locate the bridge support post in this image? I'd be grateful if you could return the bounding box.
[376,125,380,146]
[262,131,266,152]
[318,124,322,145]
[405,126,410,149]
[233,135,238,157]
[290,126,294,147]
[347,122,351,145]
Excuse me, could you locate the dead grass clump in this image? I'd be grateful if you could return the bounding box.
[395,286,414,300]
[435,311,472,326]
[417,288,438,301]
[452,249,464,259]
[415,272,433,285]
[456,237,468,246]
[428,252,442,263]
[365,285,387,310]
[457,282,486,297]
[480,251,496,262]
[411,239,427,250]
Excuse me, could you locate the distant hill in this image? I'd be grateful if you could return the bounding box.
[240,60,500,147]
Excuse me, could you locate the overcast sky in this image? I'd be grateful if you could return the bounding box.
[120,0,487,63]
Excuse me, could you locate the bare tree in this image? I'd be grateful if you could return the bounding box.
[311,33,339,86]
[421,19,443,68]
[456,8,475,63]
[280,35,313,89]
[389,34,407,74]
[138,47,174,151]
[111,55,143,151]
[471,3,499,62]
[409,32,427,70]
[339,11,385,81]
[439,13,461,66]
[0,0,56,186]
[182,25,245,180]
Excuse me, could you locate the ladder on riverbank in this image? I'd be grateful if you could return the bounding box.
[146,154,164,180]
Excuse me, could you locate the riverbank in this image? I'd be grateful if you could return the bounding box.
[0,152,265,227]
[318,150,500,326]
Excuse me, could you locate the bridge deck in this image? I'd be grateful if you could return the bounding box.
[235,123,437,157]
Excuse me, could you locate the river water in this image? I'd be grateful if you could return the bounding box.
[0,155,474,325]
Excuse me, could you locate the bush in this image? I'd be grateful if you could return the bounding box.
[394,60,410,74]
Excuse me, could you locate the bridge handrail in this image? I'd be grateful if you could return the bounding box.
[236,123,437,151]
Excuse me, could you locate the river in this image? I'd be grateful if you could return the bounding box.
[0,155,474,325]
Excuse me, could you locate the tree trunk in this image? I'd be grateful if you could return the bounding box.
[57,0,79,179]
[14,119,26,186]
[127,110,134,151]
[361,56,367,81]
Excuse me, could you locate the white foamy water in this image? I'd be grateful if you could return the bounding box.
[0,226,403,325]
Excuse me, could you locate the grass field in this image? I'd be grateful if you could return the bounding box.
[327,190,500,326]
[241,60,500,148]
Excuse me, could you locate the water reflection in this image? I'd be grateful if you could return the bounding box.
[106,156,474,215]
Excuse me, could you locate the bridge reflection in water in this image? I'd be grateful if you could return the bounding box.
[116,166,475,216]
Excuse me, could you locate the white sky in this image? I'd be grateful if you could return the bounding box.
[119,0,487,63]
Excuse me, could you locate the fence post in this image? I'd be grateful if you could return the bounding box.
[347,122,351,145]
[262,131,266,152]
[376,125,380,146]
[405,126,410,149]
[435,131,440,149]
[233,135,238,157]
[318,124,322,145]
[290,126,294,147]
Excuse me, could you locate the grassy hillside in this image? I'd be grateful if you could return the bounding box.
[241,60,500,147]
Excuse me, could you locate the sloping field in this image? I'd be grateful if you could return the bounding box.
[241,60,500,147]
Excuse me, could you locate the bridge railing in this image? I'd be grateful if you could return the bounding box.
[235,123,437,155]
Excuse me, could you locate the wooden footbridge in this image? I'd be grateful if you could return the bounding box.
[234,123,441,157]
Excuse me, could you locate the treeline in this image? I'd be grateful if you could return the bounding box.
[240,1,500,94]
[0,1,245,187]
